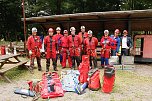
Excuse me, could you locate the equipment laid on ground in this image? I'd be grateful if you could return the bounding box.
[14,80,40,97]
[74,82,88,95]
[14,88,35,97]
[61,70,79,92]
[102,65,115,93]
[88,68,100,91]
[40,72,64,99]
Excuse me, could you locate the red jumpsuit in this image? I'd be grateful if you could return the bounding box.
[44,35,57,71]
[54,33,63,63]
[60,36,70,68]
[78,32,88,54]
[68,35,81,69]
[100,36,112,66]
[84,37,98,68]
[27,35,42,70]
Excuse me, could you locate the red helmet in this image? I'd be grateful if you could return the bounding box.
[115,29,120,33]
[63,30,68,34]
[48,28,54,32]
[123,30,128,33]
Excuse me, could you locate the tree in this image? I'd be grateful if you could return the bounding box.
[0,0,22,41]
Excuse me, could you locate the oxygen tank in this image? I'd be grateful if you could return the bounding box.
[5,47,9,55]
[14,88,35,97]
[14,46,17,55]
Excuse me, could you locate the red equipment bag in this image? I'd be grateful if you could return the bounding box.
[102,65,115,93]
[40,72,64,99]
[88,69,100,90]
[78,55,90,83]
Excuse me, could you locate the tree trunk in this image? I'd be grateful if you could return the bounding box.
[56,0,61,14]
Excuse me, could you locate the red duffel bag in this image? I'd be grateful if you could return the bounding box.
[88,69,100,90]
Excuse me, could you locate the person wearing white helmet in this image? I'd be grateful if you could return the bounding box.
[44,28,58,71]
[84,30,98,68]
[68,27,81,69]
[100,30,113,68]
[54,27,63,65]
[78,26,88,55]
[27,27,42,72]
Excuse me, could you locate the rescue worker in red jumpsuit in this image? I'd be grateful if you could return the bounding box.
[78,26,88,55]
[54,27,63,64]
[44,28,58,72]
[84,30,98,68]
[27,27,42,71]
[60,30,71,68]
[68,27,81,69]
[100,30,112,68]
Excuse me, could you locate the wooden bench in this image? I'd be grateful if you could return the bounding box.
[0,60,28,83]
[0,60,28,74]
[0,54,30,83]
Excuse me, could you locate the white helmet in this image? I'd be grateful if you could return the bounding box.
[32,27,37,33]
[81,26,85,29]
[70,27,76,31]
[88,30,93,34]
[56,27,61,31]
[104,30,109,34]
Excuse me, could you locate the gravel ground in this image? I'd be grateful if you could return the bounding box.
[0,59,152,101]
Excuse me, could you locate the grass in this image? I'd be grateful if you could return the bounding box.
[0,67,28,83]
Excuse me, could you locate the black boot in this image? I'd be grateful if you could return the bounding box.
[53,66,58,71]
[52,58,58,71]
[37,57,42,71]
[46,67,49,72]
[46,59,50,72]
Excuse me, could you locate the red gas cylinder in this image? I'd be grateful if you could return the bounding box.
[1,46,6,55]
[102,66,115,93]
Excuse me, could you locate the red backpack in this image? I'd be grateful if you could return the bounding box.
[88,69,101,90]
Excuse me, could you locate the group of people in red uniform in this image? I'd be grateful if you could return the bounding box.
[27,26,132,72]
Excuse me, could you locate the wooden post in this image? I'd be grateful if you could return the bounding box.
[22,0,26,52]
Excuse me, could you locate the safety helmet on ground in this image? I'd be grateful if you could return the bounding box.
[32,27,37,33]
[115,29,120,33]
[48,28,54,32]
[104,30,109,34]
[123,30,128,33]
[81,26,85,29]
[63,30,68,34]
[88,30,93,35]
[56,27,61,31]
[70,27,76,31]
